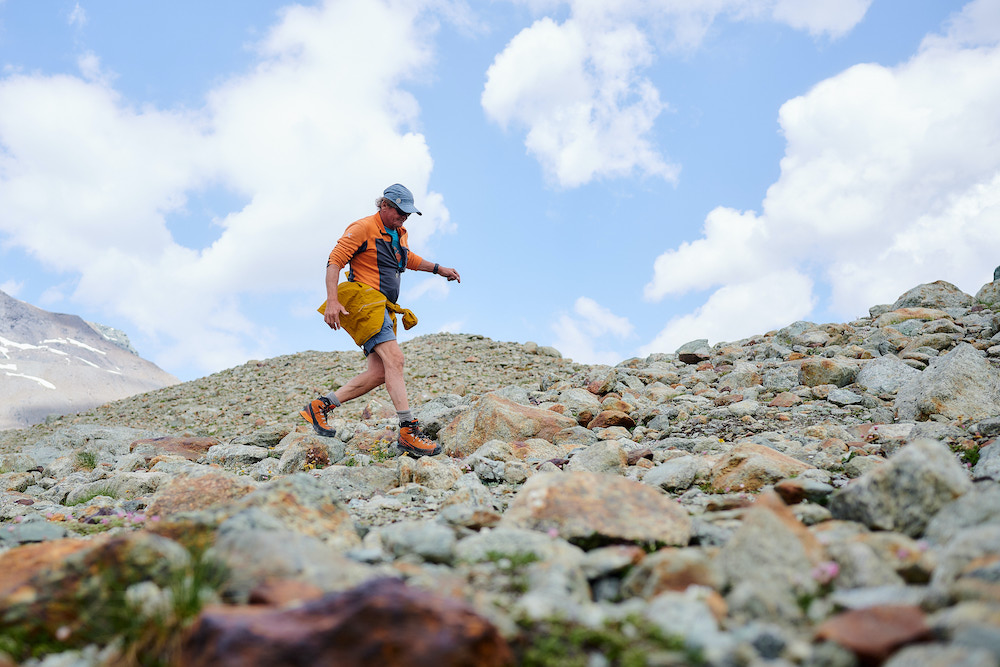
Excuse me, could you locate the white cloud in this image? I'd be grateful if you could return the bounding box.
[0,0,454,376]
[769,0,872,39]
[643,0,1000,348]
[641,270,816,354]
[551,296,634,364]
[437,320,464,333]
[485,0,872,188]
[403,275,451,301]
[483,17,674,187]
[0,279,23,297]
[68,3,87,28]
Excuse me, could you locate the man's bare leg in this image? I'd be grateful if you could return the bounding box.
[369,340,409,412]
[332,352,386,404]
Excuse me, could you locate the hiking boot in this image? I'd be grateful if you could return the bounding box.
[300,397,336,437]
[397,420,440,457]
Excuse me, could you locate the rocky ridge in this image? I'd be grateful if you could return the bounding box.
[0,290,179,430]
[1,279,1000,666]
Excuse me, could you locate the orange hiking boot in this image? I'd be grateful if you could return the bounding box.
[398,420,440,457]
[300,397,336,437]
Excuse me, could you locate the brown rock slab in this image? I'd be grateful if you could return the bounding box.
[178,578,513,667]
[146,472,256,518]
[438,394,578,457]
[769,392,803,408]
[500,471,691,548]
[130,436,220,462]
[710,442,814,492]
[587,409,636,430]
[815,605,931,663]
[620,547,721,599]
[799,357,859,388]
[0,537,96,603]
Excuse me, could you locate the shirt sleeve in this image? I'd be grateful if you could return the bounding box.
[328,219,367,268]
[405,249,424,270]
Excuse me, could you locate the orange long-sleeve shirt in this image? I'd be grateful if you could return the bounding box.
[327,211,423,304]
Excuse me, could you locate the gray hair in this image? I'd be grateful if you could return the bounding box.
[375,196,391,210]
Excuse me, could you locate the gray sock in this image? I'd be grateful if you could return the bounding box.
[397,410,414,424]
[323,392,342,407]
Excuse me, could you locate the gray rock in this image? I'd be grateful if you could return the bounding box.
[975,281,1000,307]
[22,425,164,467]
[376,519,456,564]
[454,526,585,565]
[208,528,381,602]
[931,524,1000,590]
[884,643,998,667]
[778,321,830,348]
[642,455,711,492]
[205,443,270,469]
[829,439,973,537]
[856,355,921,395]
[0,515,70,544]
[565,440,627,474]
[644,588,733,656]
[828,389,863,406]
[414,394,469,438]
[973,441,1000,480]
[925,483,1000,545]
[892,281,974,311]
[315,463,400,501]
[895,343,1000,422]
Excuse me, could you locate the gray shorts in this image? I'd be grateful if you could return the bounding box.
[362,310,396,356]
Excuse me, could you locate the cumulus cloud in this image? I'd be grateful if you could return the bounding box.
[485,0,872,188]
[552,296,634,364]
[482,16,674,188]
[0,279,24,297]
[68,3,87,28]
[643,0,1000,351]
[0,0,454,376]
[641,270,815,355]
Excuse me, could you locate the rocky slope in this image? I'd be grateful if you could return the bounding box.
[0,291,179,430]
[1,279,1000,666]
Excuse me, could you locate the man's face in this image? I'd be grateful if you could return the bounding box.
[380,201,409,230]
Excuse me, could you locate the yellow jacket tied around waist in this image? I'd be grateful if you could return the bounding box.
[318,280,418,348]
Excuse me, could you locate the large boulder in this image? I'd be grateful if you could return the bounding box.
[974,280,1000,307]
[856,355,921,395]
[438,394,578,457]
[178,578,513,666]
[500,471,691,548]
[890,281,973,311]
[894,343,1000,422]
[828,439,973,537]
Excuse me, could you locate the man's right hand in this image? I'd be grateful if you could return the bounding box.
[324,300,349,330]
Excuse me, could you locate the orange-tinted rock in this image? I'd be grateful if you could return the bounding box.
[130,436,220,462]
[814,605,931,663]
[713,394,745,407]
[774,479,807,505]
[438,394,578,457]
[178,578,513,667]
[0,537,96,603]
[709,442,813,493]
[627,448,653,466]
[587,410,636,430]
[248,579,326,607]
[500,471,691,547]
[769,392,803,408]
[621,547,721,599]
[145,473,256,519]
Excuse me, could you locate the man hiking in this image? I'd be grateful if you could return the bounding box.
[300,183,461,457]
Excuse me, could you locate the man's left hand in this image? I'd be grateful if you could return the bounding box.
[439,266,460,283]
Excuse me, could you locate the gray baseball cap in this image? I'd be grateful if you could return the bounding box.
[383,183,422,215]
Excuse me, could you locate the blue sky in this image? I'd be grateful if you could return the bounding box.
[1,0,998,382]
